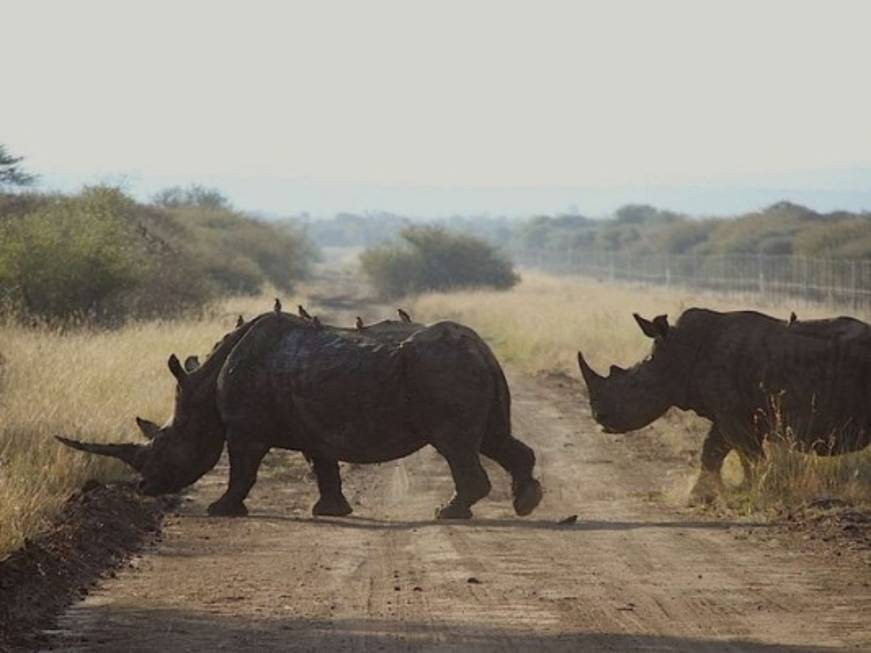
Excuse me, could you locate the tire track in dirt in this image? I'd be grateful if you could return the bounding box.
[41,371,870,652]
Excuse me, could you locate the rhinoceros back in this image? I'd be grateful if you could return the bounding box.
[218,315,500,462]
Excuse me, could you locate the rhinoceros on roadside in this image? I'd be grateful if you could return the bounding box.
[577,308,871,502]
[58,312,543,519]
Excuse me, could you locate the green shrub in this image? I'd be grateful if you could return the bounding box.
[361,226,519,297]
[0,186,317,324]
[0,187,145,322]
[657,220,715,254]
[793,220,871,258]
[164,206,316,294]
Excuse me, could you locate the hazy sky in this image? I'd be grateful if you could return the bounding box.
[4,0,871,215]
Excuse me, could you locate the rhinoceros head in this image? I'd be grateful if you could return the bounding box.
[57,353,224,496]
[578,313,679,434]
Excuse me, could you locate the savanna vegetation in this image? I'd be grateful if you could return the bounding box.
[0,292,298,558]
[1,143,868,560]
[294,201,871,261]
[411,272,871,514]
[515,202,871,259]
[0,147,318,557]
[0,178,315,325]
[360,225,518,297]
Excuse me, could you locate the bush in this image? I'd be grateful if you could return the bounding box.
[793,220,871,259]
[0,186,317,324]
[361,226,519,297]
[0,188,145,322]
[657,220,715,254]
[166,206,316,294]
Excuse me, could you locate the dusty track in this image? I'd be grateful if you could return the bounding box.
[44,373,870,652]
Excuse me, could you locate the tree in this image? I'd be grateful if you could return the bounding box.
[0,144,36,188]
[151,184,232,210]
[361,225,519,297]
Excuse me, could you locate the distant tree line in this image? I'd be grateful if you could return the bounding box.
[293,201,871,260]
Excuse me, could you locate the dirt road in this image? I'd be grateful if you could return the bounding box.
[45,373,870,652]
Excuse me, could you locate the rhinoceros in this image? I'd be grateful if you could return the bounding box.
[57,312,543,519]
[577,308,871,501]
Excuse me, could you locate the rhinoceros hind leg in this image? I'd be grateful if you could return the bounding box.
[481,435,542,516]
[208,437,269,517]
[513,478,543,516]
[311,458,353,517]
[434,447,491,520]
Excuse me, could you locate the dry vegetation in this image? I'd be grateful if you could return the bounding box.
[412,271,871,513]
[0,293,296,558]
[2,268,869,558]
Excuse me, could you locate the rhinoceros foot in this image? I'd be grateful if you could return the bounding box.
[513,479,543,517]
[435,500,473,520]
[207,498,249,517]
[313,495,353,517]
[688,472,724,506]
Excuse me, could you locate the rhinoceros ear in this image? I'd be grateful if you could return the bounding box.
[135,416,160,440]
[633,313,669,340]
[168,354,187,383]
[183,355,200,373]
[652,314,669,338]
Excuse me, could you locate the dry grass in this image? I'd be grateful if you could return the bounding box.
[2,269,869,558]
[0,292,297,558]
[412,270,871,511]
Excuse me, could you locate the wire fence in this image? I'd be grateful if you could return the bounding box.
[512,248,871,310]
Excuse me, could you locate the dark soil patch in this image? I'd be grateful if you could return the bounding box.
[776,503,871,559]
[0,480,172,651]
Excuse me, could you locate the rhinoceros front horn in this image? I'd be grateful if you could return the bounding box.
[55,436,149,472]
[577,351,604,390]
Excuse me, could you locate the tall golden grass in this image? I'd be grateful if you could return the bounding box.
[0,293,289,558]
[412,271,871,512]
[2,270,869,558]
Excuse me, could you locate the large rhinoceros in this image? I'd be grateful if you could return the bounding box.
[58,312,543,519]
[577,308,871,501]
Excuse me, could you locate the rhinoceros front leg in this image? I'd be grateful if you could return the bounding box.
[433,446,492,520]
[689,423,730,505]
[208,437,269,517]
[311,457,353,517]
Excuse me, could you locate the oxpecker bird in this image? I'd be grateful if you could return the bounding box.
[397,308,412,323]
[298,304,312,320]
[355,316,364,330]
[789,311,797,326]
[274,297,282,313]
[312,316,322,329]
[236,314,244,328]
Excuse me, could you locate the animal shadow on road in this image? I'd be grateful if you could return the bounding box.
[43,607,837,653]
[241,514,761,532]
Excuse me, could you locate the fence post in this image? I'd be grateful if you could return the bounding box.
[665,254,671,288]
[851,259,858,311]
[757,255,765,295]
